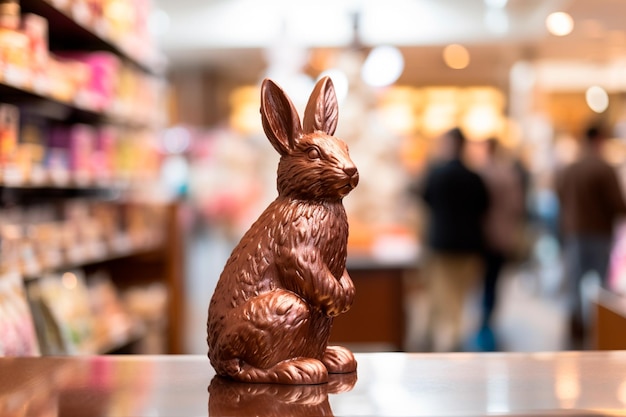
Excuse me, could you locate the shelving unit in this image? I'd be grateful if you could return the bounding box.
[0,0,183,355]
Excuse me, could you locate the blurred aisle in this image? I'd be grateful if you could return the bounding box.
[491,230,601,352]
[184,227,232,355]
[493,269,569,352]
[467,231,572,353]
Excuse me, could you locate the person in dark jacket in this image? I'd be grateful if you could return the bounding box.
[418,127,490,352]
[556,124,626,348]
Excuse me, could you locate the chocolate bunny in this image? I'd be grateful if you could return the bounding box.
[207,76,359,384]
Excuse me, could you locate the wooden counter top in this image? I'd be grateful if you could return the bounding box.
[1,351,625,416]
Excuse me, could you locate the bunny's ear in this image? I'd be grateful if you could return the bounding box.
[260,79,302,155]
[303,76,338,136]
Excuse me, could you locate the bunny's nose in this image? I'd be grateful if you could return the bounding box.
[344,166,358,177]
[345,166,359,189]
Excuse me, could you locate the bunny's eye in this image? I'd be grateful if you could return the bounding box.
[307,148,321,159]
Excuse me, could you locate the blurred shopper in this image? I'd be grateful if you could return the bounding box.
[415,127,490,352]
[475,138,526,351]
[555,124,626,348]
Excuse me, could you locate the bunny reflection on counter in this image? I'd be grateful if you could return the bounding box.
[208,373,357,416]
[207,77,359,384]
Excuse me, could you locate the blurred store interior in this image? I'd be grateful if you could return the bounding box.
[2,0,626,356]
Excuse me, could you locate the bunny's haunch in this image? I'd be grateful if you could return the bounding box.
[207,77,359,385]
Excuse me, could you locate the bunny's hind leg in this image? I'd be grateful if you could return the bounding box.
[214,289,329,384]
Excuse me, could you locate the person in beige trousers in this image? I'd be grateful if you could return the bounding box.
[414,127,490,352]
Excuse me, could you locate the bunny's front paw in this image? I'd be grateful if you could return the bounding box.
[322,345,357,374]
[323,272,355,317]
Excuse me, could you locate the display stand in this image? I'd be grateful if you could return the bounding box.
[593,288,626,350]
[331,260,411,351]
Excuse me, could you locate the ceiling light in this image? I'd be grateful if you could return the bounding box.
[546,12,574,36]
[443,44,470,69]
[361,45,405,88]
[586,86,609,113]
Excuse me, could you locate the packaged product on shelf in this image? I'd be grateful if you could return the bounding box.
[45,124,70,185]
[0,103,19,184]
[56,52,120,112]
[46,55,90,104]
[0,0,18,29]
[126,204,147,248]
[92,201,121,249]
[31,270,95,354]
[108,202,167,253]
[83,217,106,261]
[101,0,133,45]
[0,223,40,357]
[1,206,66,276]
[123,283,167,354]
[21,13,49,94]
[0,270,40,356]
[62,200,93,263]
[124,203,166,249]
[114,131,133,182]
[87,271,137,353]
[48,0,71,11]
[17,113,48,185]
[0,0,30,88]
[92,125,116,184]
[70,0,98,28]
[29,222,63,271]
[134,129,161,183]
[25,280,67,355]
[59,220,83,264]
[114,65,133,121]
[0,219,19,269]
[68,124,96,185]
[18,226,41,277]
[113,129,161,185]
[103,0,156,65]
[1,224,39,278]
[109,202,132,254]
[116,68,166,126]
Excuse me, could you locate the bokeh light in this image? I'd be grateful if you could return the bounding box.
[361,45,405,87]
[546,12,574,36]
[443,44,470,69]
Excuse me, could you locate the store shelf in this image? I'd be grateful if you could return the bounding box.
[21,240,163,282]
[19,0,163,75]
[0,184,122,205]
[0,79,156,129]
[0,80,101,123]
[95,320,146,354]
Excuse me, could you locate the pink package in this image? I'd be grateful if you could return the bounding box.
[55,52,120,112]
[92,126,116,182]
[48,124,96,182]
[69,124,95,180]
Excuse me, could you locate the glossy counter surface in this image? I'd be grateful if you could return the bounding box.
[1,352,626,416]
